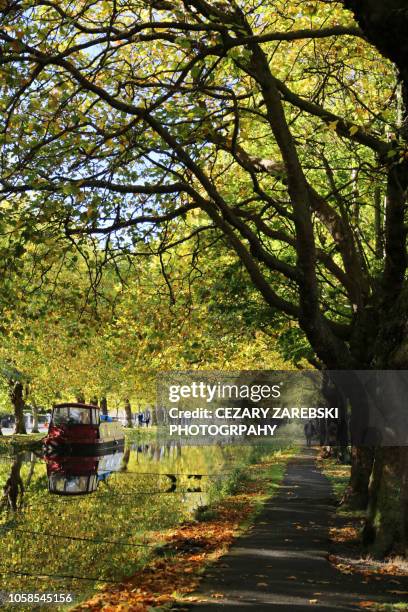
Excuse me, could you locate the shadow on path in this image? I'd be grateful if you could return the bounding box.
[186,449,407,611]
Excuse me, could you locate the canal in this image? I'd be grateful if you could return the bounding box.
[0,439,284,609]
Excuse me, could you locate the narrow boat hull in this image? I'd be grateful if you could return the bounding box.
[44,437,125,457]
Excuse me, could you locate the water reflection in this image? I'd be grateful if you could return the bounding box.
[1,452,25,511]
[0,440,276,609]
[46,452,124,496]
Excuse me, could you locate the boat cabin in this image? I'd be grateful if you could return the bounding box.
[44,403,124,454]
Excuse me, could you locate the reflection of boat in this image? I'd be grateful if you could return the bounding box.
[44,403,125,455]
[45,451,124,496]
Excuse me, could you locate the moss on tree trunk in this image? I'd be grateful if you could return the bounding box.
[363,447,407,556]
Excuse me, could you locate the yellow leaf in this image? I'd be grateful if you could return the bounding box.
[349,125,359,136]
[328,120,339,131]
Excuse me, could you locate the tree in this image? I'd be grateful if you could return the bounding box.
[9,380,26,434]
[0,0,407,553]
[100,397,108,416]
[0,363,27,434]
[124,398,133,428]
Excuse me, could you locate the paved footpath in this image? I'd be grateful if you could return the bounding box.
[187,449,408,611]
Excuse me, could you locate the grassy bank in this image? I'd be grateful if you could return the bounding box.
[318,455,350,501]
[319,454,408,612]
[0,432,44,453]
[123,425,160,443]
[72,446,294,611]
[0,425,158,454]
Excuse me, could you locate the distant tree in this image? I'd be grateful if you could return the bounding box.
[124,398,133,429]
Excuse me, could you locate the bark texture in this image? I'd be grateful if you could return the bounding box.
[363,448,408,556]
[9,381,26,435]
[124,398,133,428]
[100,397,108,416]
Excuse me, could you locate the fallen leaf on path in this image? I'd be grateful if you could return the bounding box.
[309,599,318,604]
[184,596,200,602]
[70,456,295,612]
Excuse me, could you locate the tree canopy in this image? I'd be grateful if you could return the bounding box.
[1,0,407,373]
[2,0,408,554]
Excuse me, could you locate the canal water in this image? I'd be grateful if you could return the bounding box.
[0,439,282,609]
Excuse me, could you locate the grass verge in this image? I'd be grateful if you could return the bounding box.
[123,425,160,441]
[71,447,294,611]
[318,455,350,504]
[318,453,408,610]
[367,604,408,611]
[0,432,44,453]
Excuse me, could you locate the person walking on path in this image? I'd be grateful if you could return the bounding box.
[304,419,315,447]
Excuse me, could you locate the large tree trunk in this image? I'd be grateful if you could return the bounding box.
[100,397,108,416]
[343,446,374,509]
[321,371,349,461]
[402,447,408,557]
[362,447,408,556]
[124,398,133,428]
[9,381,26,435]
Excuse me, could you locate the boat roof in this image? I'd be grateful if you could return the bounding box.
[53,402,99,411]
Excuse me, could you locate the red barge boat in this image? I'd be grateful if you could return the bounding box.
[44,402,124,455]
